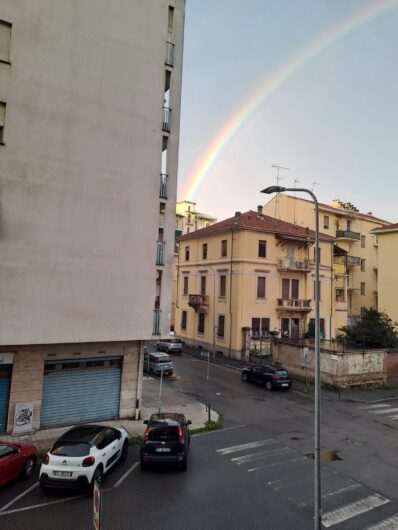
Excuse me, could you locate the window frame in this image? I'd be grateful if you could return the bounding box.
[256,276,266,299]
[183,276,189,296]
[0,20,12,64]
[221,239,227,258]
[0,101,6,144]
[202,243,208,260]
[217,315,225,338]
[197,312,205,334]
[323,215,329,230]
[185,246,190,261]
[219,274,227,297]
[258,240,267,258]
[181,310,187,330]
[360,282,366,296]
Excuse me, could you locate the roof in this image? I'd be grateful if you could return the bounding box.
[59,424,106,443]
[178,210,334,243]
[371,223,398,234]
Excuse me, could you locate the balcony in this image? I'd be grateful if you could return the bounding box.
[153,309,161,335]
[277,258,312,272]
[160,173,168,199]
[347,255,361,267]
[165,41,174,67]
[156,240,165,266]
[162,106,171,132]
[276,298,311,312]
[336,230,360,241]
[188,294,209,312]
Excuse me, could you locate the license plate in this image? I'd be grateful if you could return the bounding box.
[282,383,289,387]
[156,447,171,453]
[53,471,72,477]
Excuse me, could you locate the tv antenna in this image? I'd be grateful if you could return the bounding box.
[311,181,320,192]
[271,164,290,221]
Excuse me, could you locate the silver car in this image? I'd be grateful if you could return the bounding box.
[156,338,183,354]
[143,352,174,376]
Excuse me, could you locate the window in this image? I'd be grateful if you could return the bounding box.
[217,315,225,338]
[360,306,366,317]
[200,276,206,296]
[0,102,5,144]
[251,318,270,337]
[335,288,345,303]
[181,310,187,330]
[185,246,190,261]
[0,21,11,63]
[183,276,189,295]
[198,312,205,334]
[202,243,208,260]
[219,275,226,297]
[361,259,366,272]
[221,240,227,257]
[308,318,325,338]
[361,235,366,248]
[168,6,174,33]
[257,276,266,298]
[361,282,366,295]
[323,215,329,229]
[258,240,267,258]
[187,214,191,223]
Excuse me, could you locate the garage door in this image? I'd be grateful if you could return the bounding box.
[40,357,122,429]
[0,365,12,433]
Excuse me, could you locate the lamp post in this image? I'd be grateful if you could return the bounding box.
[261,185,321,529]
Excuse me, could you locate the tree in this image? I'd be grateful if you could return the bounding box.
[336,308,398,348]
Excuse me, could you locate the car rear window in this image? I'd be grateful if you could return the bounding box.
[274,370,288,376]
[148,426,179,441]
[51,442,90,457]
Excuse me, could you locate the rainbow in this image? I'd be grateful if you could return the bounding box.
[179,0,398,201]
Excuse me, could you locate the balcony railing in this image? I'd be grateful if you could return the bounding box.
[156,240,165,266]
[336,230,361,240]
[153,309,161,335]
[277,258,312,272]
[188,294,209,311]
[347,255,361,267]
[162,107,171,132]
[165,41,174,66]
[276,298,311,311]
[160,173,168,199]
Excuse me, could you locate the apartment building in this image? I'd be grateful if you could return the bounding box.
[0,1,185,434]
[263,195,390,326]
[176,200,217,237]
[174,207,336,360]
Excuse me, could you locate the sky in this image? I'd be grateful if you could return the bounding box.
[176,0,398,223]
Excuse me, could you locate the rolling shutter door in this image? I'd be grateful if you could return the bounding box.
[40,357,121,429]
[0,365,12,433]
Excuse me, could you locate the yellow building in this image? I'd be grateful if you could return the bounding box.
[371,223,398,325]
[174,207,337,360]
[263,195,390,326]
[176,200,217,237]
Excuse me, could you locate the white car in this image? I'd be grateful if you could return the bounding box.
[39,424,129,489]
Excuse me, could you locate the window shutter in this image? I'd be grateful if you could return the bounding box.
[0,102,5,126]
[0,22,11,63]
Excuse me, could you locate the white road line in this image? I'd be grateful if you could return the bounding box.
[322,494,390,528]
[248,456,307,473]
[231,446,294,465]
[322,482,361,499]
[388,415,398,420]
[0,482,39,513]
[360,404,392,410]
[217,439,277,455]
[193,425,245,437]
[113,461,139,488]
[372,407,398,415]
[0,495,86,516]
[365,514,398,529]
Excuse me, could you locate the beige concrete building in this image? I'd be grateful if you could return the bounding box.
[371,223,398,325]
[263,195,390,326]
[174,207,338,360]
[0,0,185,434]
[176,200,217,237]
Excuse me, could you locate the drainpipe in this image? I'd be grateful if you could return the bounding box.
[229,227,234,359]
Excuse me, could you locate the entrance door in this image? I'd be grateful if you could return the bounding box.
[0,365,12,433]
[291,318,300,339]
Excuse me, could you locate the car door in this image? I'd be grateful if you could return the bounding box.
[261,366,272,385]
[102,428,121,470]
[0,445,24,485]
[251,367,263,383]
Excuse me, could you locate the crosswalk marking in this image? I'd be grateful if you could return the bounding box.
[217,439,277,455]
[372,407,398,415]
[322,494,390,528]
[360,404,392,410]
[322,482,361,499]
[364,514,398,529]
[389,415,398,420]
[248,456,307,473]
[231,446,295,465]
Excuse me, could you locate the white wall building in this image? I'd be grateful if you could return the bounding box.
[0,0,185,434]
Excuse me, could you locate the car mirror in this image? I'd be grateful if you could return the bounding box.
[187,420,192,425]
[143,419,148,424]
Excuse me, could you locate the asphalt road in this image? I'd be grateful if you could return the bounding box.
[2,353,398,529]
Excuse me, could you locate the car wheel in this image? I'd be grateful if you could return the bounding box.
[24,457,36,478]
[265,381,273,391]
[120,440,128,462]
[242,372,248,382]
[91,465,103,487]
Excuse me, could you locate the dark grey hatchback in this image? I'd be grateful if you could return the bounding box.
[242,364,291,390]
[140,413,191,471]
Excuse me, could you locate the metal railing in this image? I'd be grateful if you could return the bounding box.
[188,294,209,308]
[159,173,168,198]
[162,107,171,132]
[276,298,311,310]
[336,230,360,240]
[165,41,174,66]
[156,240,165,266]
[277,258,312,271]
[347,255,361,266]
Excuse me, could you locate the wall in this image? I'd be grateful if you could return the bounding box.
[377,231,398,324]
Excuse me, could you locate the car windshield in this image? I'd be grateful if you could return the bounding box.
[170,339,181,343]
[51,441,90,457]
[159,358,170,363]
[148,426,179,441]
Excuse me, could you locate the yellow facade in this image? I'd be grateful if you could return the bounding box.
[174,210,340,360]
[176,200,217,237]
[263,195,389,325]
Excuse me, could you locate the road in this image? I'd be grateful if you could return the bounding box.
[2,353,398,529]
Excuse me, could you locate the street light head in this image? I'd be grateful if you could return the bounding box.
[261,185,286,194]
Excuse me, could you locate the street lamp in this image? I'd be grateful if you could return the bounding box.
[261,185,321,529]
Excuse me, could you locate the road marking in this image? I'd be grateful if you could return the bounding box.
[322,482,361,498]
[193,425,245,437]
[231,446,295,465]
[365,514,398,529]
[248,456,307,473]
[0,494,86,516]
[372,407,398,415]
[322,494,390,527]
[388,415,398,420]
[112,461,139,488]
[217,439,277,455]
[360,404,392,410]
[0,482,39,513]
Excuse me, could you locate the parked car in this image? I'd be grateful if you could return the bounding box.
[143,351,174,376]
[156,338,183,354]
[241,364,291,390]
[140,412,191,471]
[39,424,129,490]
[0,441,38,487]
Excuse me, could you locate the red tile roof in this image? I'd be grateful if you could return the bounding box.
[371,223,398,233]
[178,210,334,242]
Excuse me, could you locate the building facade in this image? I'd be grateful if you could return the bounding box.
[175,200,217,237]
[174,207,337,361]
[263,195,390,327]
[0,0,185,434]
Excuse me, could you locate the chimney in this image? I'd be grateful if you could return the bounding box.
[234,211,241,224]
[257,205,263,216]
